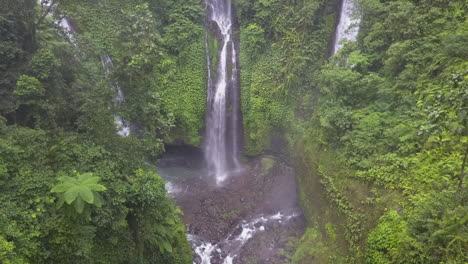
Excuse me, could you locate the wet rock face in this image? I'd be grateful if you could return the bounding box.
[238,215,305,264]
[159,150,306,264]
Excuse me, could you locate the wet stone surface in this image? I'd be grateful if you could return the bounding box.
[158,146,305,264]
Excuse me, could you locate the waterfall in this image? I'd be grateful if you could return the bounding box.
[57,17,77,45]
[333,0,361,54]
[48,1,130,137]
[204,0,242,184]
[100,54,131,137]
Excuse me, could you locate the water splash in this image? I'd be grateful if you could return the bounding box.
[114,115,130,137]
[165,181,186,197]
[193,241,217,264]
[189,212,298,264]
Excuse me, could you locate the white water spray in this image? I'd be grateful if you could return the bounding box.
[101,54,130,137]
[57,17,77,45]
[333,0,361,54]
[204,0,242,184]
[189,212,298,264]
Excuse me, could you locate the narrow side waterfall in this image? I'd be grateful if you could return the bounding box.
[58,17,77,45]
[333,0,361,54]
[204,0,242,184]
[52,8,130,137]
[101,54,130,137]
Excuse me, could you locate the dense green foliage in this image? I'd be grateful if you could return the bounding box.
[2,0,467,263]
[0,127,191,263]
[60,0,206,145]
[236,0,338,155]
[290,0,468,262]
[0,0,193,263]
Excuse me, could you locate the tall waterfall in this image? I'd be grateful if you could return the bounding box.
[204,0,242,184]
[333,0,360,54]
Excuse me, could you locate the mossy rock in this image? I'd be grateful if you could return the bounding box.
[260,156,275,177]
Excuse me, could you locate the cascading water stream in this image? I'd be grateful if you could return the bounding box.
[204,0,242,184]
[41,0,130,137]
[333,0,361,54]
[189,211,300,264]
[100,54,130,137]
[57,16,77,45]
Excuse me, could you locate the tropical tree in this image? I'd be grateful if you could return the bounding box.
[51,172,106,214]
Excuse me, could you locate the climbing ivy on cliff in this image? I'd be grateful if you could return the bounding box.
[236,0,338,155]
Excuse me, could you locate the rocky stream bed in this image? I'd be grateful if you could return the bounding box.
[158,146,305,264]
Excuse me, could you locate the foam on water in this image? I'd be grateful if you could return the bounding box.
[189,211,298,264]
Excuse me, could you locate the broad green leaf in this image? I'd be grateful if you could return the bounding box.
[56,196,65,209]
[78,172,94,181]
[74,197,85,214]
[52,172,106,212]
[162,241,172,253]
[90,184,106,192]
[165,218,176,225]
[58,176,77,183]
[158,244,164,253]
[64,186,80,204]
[51,182,75,193]
[81,176,100,186]
[93,192,103,207]
[79,187,94,204]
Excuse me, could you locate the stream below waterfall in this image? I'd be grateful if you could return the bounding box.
[158,146,305,264]
[164,1,306,262]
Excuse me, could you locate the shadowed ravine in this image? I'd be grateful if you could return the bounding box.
[160,0,361,262]
[158,0,308,263]
[158,1,306,262]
